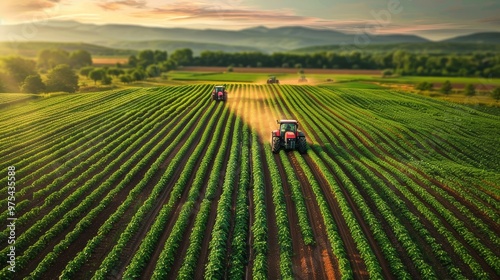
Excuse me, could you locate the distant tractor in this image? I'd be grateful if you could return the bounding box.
[298,75,308,83]
[211,85,227,101]
[267,76,280,84]
[271,119,307,154]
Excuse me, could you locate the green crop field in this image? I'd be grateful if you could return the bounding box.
[1,84,499,279]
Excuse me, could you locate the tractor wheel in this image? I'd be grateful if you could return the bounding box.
[272,137,281,153]
[298,137,307,154]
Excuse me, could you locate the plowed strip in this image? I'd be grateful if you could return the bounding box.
[289,153,338,280]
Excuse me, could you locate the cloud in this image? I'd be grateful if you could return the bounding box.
[477,16,500,25]
[1,0,58,13]
[129,2,379,31]
[97,0,147,11]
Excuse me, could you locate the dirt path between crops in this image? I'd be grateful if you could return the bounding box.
[274,153,317,279]
[289,153,339,280]
[246,85,281,278]
[264,83,338,280]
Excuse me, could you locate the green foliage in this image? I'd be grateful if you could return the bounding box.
[170,48,193,66]
[79,66,94,77]
[382,69,393,77]
[146,64,161,77]
[45,64,79,93]
[1,56,37,85]
[464,83,476,96]
[101,75,112,85]
[440,80,453,94]
[69,50,92,68]
[128,55,138,67]
[119,74,132,83]
[21,74,45,94]
[416,81,433,91]
[138,50,155,67]
[107,67,124,76]
[89,68,106,85]
[227,65,234,72]
[131,69,146,81]
[37,49,70,70]
[492,87,500,101]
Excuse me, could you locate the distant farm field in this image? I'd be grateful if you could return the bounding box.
[1,84,499,279]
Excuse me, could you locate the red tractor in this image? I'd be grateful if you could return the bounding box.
[267,76,280,84]
[211,85,227,101]
[271,119,307,154]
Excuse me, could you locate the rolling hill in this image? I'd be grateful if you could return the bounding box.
[0,20,429,53]
[443,32,500,44]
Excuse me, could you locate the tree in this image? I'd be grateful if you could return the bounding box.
[128,55,138,67]
[492,87,500,101]
[37,49,70,70]
[89,69,106,85]
[464,83,476,96]
[416,81,433,91]
[382,69,393,77]
[227,65,234,72]
[131,69,146,81]
[102,75,112,85]
[21,74,45,94]
[154,50,167,62]
[138,50,155,68]
[107,68,124,76]
[79,66,94,77]
[46,64,79,93]
[440,80,452,95]
[170,48,193,66]
[146,64,161,77]
[120,75,132,83]
[69,50,92,68]
[1,56,37,85]
[161,59,177,72]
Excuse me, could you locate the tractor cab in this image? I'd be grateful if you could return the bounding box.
[271,119,306,154]
[214,85,225,92]
[212,85,227,101]
[267,76,280,84]
[280,121,297,135]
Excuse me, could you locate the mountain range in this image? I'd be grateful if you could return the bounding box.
[0,20,498,54]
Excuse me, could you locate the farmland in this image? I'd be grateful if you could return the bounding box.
[1,83,499,279]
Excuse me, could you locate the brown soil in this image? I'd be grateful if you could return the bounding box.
[181,66,382,75]
[289,153,339,280]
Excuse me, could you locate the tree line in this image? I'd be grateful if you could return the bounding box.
[1,47,500,94]
[0,49,90,93]
[190,50,500,78]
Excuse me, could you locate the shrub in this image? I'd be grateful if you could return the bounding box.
[21,74,45,94]
[464,84,476,96]
[440,80,452,95]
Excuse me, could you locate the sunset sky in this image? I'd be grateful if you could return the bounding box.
[1,0,499,40]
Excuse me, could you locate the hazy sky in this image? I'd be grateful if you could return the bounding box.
[1,0,499,40]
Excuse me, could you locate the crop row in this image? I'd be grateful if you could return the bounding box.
[177,110,236,280]
[57,85,211,278]
[92,87,214,278]
[7,86,209,278]
[203,116,242,279]
[123,101,226,279]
